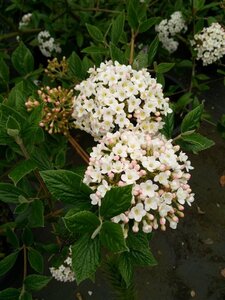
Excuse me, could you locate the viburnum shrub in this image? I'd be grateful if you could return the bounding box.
[0,0,223,299]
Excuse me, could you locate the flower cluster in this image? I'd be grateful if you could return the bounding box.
[83,130,194,234]
[155,11,187,53]
[50,249,75,282]
[72,61,172,140]
[25,86,74,135]
[45,56,68,80]
[191,22,225,66]
[37,30,61,57]
[19,13,32,29]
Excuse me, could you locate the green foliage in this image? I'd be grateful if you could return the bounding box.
[0,251,19,276]
[24,275,51,292]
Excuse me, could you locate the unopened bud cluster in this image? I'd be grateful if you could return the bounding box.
[83,130,194,234]
[50,248,75,282]
[45,57,68,80]
[25,86,74,135]
[155,11,187,53]
[191,23,225,66]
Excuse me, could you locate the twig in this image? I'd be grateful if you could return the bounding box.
[129,29,136,65]
[68,134,89,164]
[23,245,27,280]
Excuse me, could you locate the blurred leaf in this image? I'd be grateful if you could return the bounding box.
[24,275,51,292]
[86,24,104,42]
[109,43,127,64]
[8,159,37,185]
[82,46,107,54]
[72,234,100,284]
[118,254,133,287]
[11,42,34,75]
[22,227,34,246]
[68,51,84,79]
[0,183,27,204]
[111,12,125,45]
[6,115,21,137]
[6,227,19,248]
[174,92,193,113]
[154,63,175,73]
[0,58,9,82]
[0,288,20,300]
[0,252,18,276]
[28,248,44,273]
[161,112,174,139]
[148,36,159,65]
[139,17,160,33]
[133,50,148,69]
[127,0,139,30]
[29,199,44,228]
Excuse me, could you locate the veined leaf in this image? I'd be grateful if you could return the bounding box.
[0,252,18,276]
[111,12,125,45]
[8,159,37,185]
[24,275,51,292]
[181,104,203,133]
[86,24,104,42]
[11,42,34,75]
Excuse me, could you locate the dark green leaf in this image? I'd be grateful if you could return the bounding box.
[154,63,175,73]
[181,104,203,132]
[161,112,174,139]
[127,0,139,30]
[19,291,32,300]
[118,254,133,287]
[28,248,44,273]
[14,202,29,214]
[174,92,193,113]
[0,183,27,204]
[129,247,157,266]
[133,49,148,70]
[64,210,100,234]
[6,227,19,248]
[100,221,128,253]
[0,58,9,82]
[0,252,18,276]
[6,115,21,137]
[40,170,92,209]
[139,17,160,33]
[82,46,107,54]
[111,12,125,45]
[68,51,84,79]
[24,274,51,292]
[193,0,205,10]
[109,43,127,64]
[100,185,132,219]
[7,83,27,116]
[0,288,20,300]
[11,42,34,75]
[29,199,44,228]
[148,36,159,65]
[22,227,34,246]
[86,24,104,42]
[9,159,37,185]
[178,133,215,153]
[72,234,101,284]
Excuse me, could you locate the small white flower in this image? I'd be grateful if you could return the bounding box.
[128,203,146,222]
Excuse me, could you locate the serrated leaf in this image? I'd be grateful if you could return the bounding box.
[28,199,44,228]
[6,227,19,248]
[100,185,132,219]
[161,112,174,139]
[109,43,127,64]
[63,210,100,234]
[9,159,37,185]
[86,24,104,42]
[0,251,18,276]
[11,42,34,75]
[100,221,128,253]
[0,183,27,204]
[28,248,44,273]
[68,51,84,79]
[40,170,92,209]
[6,115,21,137]
[174,92,193,113]
[154,62,175,73]
[148,36,159,65]
[111,12,125,45]
[118,254,133,287]
[129,247,157,266]
[24,275,51,292]
[0,288,20,300]
[72,234,100,284]
[181,104,203,133]
[178,133,215,153]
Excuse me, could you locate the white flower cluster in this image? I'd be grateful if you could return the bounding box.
[155,11,187,53]
[19,13,32,29]
[72,61,172,140]
[37,30,62,58]
[49,249,75,282]
[191,23,225,66]
[83,130,194,234]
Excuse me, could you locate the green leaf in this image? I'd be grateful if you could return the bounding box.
[139,17,160,33]
[24,274,51,292]
[148,36,159,65]
[72,234,101,284]
[82,46,107,54]
[161,112,174,139]
[29,199,44,228]
[28,248,44,273]
[6,227,19,248]
[40,170,92,209]
[100,185,132,219]
[0,251,18,276]
[7,83,28,116]
[0,288,20,300]
[0,58,9,82]
[63,210,100,234]
[11,42,34,75]
[129,247,157,266]
[111,12,125,45]
[193,0,205,10]
[109,43,127,64]
[0,183,27,204]
[133,50,148,70]
[154,62,175,73]
[86,24,104,42]
[68,51,84,79]
[118,254,133,287]
[9,159,37,185]
[178,133,215,153]
[14,202,29,214]
[6,115,21,137]
[127,0,139,30]
[19,291,32,300]
[100,221,128,253]
[181,104,203,133]
[174,92,193,113]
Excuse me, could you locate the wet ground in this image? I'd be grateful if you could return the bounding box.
[36,79,225,300]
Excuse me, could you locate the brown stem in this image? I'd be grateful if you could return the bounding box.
[129,29,136,65]
[68,134,89,164]
[0,28,41,41]
[23,245,27,280]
